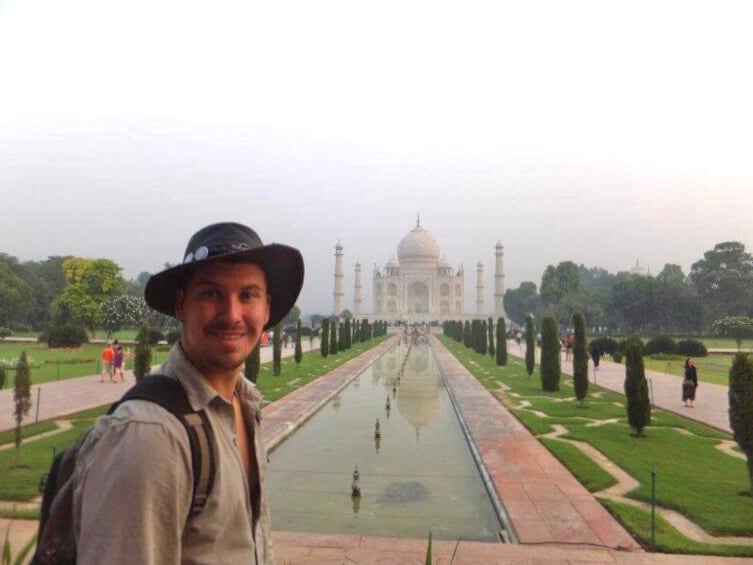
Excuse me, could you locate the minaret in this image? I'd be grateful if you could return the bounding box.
[333,241,344,316]
[476,260,484,315]
[494,240,506,317]
[354,260,362,316]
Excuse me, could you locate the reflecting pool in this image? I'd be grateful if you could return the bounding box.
[266,342,503,541]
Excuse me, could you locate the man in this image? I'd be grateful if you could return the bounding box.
[73,222,304,564]
[100,341,115,382]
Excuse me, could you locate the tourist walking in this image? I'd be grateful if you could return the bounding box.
[100,342,114,383]
[69,222,304,564]
[112,345,125,382]
[683,357,699,407]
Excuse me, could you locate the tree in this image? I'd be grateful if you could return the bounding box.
[13,351,31,468]
[133,323,153,382]
[624,337,651,436]
[344,318,352,349]
[245,343,261,383]
[340,308,353,320]
[525,315,535,377]
[541,261,581,306]
[729,352,753,494]
[283,304,301,327]
[273,322,282,375]
[713,316,753,348]
[573,312,588,406]
[540,316,560,391]
[690,241,753,324]
[503,282,541,326]
[320,318,330,358]
[463,321,471,348]
[329,318,338,355]
[54,257,125,333]
[0,259,33,328]
[487,317,495,358]
[294,320,303,364]
[495,317,507,366]
[101,295,151,335]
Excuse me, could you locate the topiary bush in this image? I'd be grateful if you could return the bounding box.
[166,330,181,345]
[148,329,165,345]
[676,338,708,357]
[0,327,12,338]
[612,351,623,363]
[590,337,621,356]
[45,325,89,348]
[644,336,677,356]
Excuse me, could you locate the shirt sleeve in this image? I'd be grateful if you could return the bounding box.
[75,403,193,565]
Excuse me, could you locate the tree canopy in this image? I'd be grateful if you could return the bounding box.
[690,241,753,323]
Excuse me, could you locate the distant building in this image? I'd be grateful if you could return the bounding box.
[332,216,507,321]
[630,259,651,277]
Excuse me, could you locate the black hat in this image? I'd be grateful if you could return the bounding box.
[144,222,304,330]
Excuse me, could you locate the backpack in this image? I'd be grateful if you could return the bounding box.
[32,375,217,565]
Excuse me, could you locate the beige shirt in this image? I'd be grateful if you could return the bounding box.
[73,343,275,565]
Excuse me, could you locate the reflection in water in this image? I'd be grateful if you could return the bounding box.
[266,343,502,542]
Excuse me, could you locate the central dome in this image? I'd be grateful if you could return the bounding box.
[397,224,440,267]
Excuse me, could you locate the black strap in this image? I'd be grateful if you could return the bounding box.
[109,375,216,516]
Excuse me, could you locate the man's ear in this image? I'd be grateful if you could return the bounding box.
[175,289,185,321]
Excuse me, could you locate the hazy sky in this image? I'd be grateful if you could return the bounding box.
[1,1,751,316]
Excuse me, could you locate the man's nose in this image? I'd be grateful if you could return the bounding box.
[221,294,244,321]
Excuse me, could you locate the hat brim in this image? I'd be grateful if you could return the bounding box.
[144,243,304,330]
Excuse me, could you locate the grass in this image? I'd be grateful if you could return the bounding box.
[0,342,170,386]
[439,335,753,556]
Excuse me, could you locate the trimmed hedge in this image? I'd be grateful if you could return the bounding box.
[676,338,708,357]
[43,325,89,348]
[644,336,677,356]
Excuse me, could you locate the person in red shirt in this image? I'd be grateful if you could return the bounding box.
[100,343,115,383]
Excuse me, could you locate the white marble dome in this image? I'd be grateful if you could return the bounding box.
[397,224,440,266]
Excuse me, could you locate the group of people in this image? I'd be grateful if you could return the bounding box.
[100,339,127,383]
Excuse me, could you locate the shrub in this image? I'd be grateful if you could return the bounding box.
[148,329,165,345]
[612,351,623,363]
[590,337,620,356]
[540,316,560,391]
[624,336,650,436]
[0,367,5,389]
[166,330,181,345]
[45,325,89,348]
[0,327,12,338]
[133,324,152,382]
[676,338,708,357]
[573,312,588,406]
[644,336,677,356]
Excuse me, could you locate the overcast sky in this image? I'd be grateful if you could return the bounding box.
[1,1,751,316]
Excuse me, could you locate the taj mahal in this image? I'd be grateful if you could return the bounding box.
[332,216,506,322]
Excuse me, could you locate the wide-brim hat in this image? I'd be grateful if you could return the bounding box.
[145,222,304,330]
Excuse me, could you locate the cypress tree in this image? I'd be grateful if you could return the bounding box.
[479,320,488,355]
[463,320,471,348]
[134,323,152,382]
[487,317,495,358]
[624,337,651,436]
[525,315,535,377]
[13,351,31,468]
[273,322,282,375]
[338,322,345,351]
[344,318,352,349]
[320,318,329,358]
[329,318,338,355]
[245,343,261,383]
[496,317,507,366]
[294,320,303,364]
[455,320,463,342]
[573,312,588,406]
[361,318,370,340]
[540,316,560,391]
[729,352,753,494]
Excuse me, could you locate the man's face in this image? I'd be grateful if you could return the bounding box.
[175,261,270,380]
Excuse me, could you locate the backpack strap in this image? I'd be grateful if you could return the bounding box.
[109,375,216,516]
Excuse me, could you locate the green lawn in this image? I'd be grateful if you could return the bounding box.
[643,354,737,386]
[439,335,753,556]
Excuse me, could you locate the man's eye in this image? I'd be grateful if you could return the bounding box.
[240,290,260,302]
[200,289,220,299]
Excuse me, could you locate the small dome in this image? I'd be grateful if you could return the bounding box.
[397,224,440,266]
[386,256,400,269]
[438,255,451,270]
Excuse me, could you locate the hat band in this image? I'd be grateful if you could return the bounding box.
[183,242,253,264]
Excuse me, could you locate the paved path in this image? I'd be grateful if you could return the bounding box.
[506,341,733,434]
[0,340,321,433]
